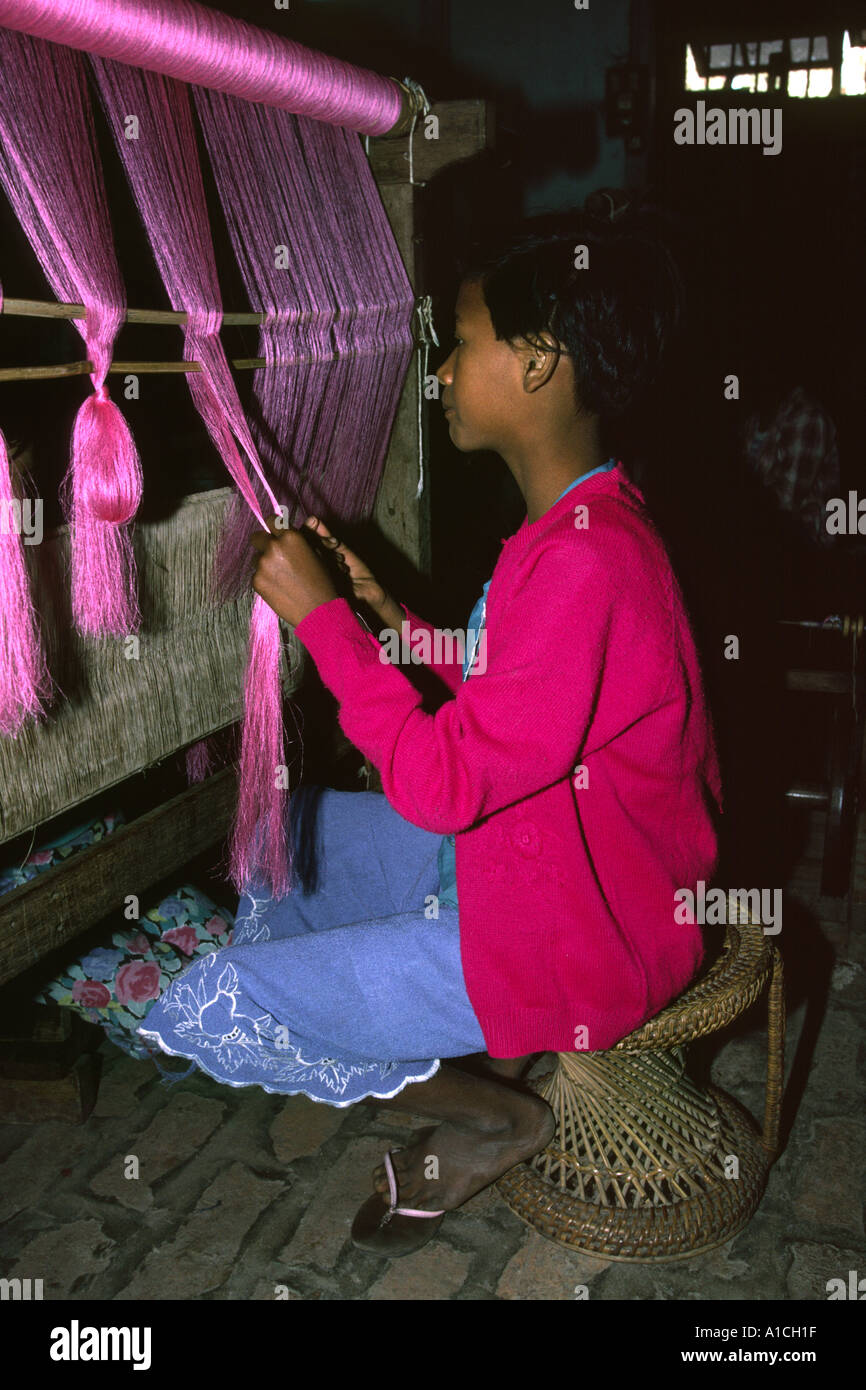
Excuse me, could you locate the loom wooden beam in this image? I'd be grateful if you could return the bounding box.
[370,99,493,578]
[0,768,237,988]
[368,99,492,184]
[371,184,428,575]
[0,297,266,326]
[0,356,358,382]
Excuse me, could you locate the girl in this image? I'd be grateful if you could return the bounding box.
[141,215,722,1258]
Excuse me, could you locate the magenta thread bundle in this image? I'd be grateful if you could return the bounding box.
[0,0,414,895]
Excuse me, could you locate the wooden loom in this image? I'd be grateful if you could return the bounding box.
[0,80,491,991]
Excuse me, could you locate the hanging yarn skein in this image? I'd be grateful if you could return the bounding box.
[0,427,48,734]
[193,87,413,599]
[0,291,50,733]
[0,28,142,640]
[89,55,292,898]
[0,0,406,135]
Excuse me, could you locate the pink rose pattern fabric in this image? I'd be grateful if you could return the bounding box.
[35,885,234,1060]
[115,961,162,1005]
[71,979,111,1008]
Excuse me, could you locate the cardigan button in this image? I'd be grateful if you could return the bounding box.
[513,823,542,857]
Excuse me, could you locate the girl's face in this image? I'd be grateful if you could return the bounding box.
[436,278,527,454]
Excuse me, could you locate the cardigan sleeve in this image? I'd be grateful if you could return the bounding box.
[293,536,664,832]
[395,604,464,693]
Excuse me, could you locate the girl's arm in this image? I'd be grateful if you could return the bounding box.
[297,518,463,693]
[293,532,670,832]
[354,594,463,695]
[391,605,464,694]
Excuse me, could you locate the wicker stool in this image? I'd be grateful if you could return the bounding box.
[496,900,785,1261]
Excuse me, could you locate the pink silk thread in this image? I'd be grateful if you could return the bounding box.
[0,375,51,734]
[0,28,142,640]
[0,0,404,135]
[89,56,294,897]
[0,277,50,735]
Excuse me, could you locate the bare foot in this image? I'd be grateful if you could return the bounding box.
[371,1090,554,1213]
[481,1053,538,1084]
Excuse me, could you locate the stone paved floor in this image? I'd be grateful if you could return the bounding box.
[1,814,864,1301]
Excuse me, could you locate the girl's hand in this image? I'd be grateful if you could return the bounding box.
[302,517,402,629]
[251,519,338,627]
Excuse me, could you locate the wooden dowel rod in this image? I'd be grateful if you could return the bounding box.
[0,344,401,381]
[0,357,284,382]
[0,360,205,381]
[1,295,266,327]
[0,362,91,382]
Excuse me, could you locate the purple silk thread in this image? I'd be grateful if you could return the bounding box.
[185,737,214,784]
[89,56,291,896]
[194,88,413,600]
[0,29,142,639]
[0,0,403,136]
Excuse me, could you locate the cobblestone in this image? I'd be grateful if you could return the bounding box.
[787,1240,865,1301]
[114,1162,284,1299]
[0,1122,93,1223]
[277,1135,386,1271]
[91,1055,157,1118]
[1,834,863,1301]
[497,1230,611,1300]
[269,1094,346,1163]
[367,1241,472,1299]
[89,1092,226,1211]
[5,1218,115,1299]
[792,1119,866,1234]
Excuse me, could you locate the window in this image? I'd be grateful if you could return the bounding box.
[684,31,866,98]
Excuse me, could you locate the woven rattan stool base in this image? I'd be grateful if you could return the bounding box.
[496,915,785,1262]
[497,1068,770,1262]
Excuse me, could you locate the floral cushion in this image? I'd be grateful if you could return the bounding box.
[34,885,234,1062]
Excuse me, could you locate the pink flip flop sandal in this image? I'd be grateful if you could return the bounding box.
[350,1150,446,1257]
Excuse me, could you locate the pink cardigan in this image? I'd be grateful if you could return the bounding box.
[294,463,722,1055]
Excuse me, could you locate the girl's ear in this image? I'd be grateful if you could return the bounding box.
[519,332,562,393]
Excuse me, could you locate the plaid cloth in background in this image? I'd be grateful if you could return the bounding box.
[744,386,841,547]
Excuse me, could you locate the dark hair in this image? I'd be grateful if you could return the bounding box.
[459,203,685,422]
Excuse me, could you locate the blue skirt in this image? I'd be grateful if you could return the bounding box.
[138,787,487,1106]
